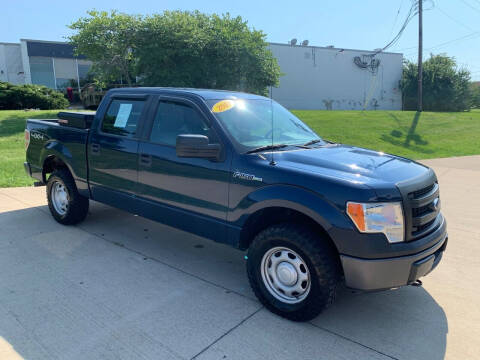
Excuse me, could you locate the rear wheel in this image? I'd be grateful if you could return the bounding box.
[46,169,89,225]
[247,223,341,321]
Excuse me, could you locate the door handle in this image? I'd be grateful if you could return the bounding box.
[139,153,152,166]
[91,143,100,154]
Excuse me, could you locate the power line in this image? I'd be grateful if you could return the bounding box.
[404,31,480,56]
[460,0,480,14]
[396,45,418,52]
[397,3,479,53]
[378,0,420,54]
[436,5,477,32]
[388,0,405,40]
[426,31,480,51]
[383,0,437,54]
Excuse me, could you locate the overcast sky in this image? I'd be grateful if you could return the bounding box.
[2,0,479,80]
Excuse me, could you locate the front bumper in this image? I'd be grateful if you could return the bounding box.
[341,220,448,291]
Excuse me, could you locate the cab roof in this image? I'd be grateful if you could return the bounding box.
[108,87,268,101]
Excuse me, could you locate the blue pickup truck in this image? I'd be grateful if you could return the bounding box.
[24,88,447,321]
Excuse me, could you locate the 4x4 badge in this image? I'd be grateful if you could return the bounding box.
[30,131,48,141]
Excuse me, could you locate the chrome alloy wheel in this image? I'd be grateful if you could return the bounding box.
[260,247,311,304]
[51,181,69,216]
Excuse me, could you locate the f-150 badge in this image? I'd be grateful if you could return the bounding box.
[233,171,263,182]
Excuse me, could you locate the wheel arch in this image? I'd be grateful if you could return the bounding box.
[238,206,339,256]
[42,154,71,183]
[232,185,350,253]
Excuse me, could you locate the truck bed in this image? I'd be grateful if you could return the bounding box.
[25,117,90,189]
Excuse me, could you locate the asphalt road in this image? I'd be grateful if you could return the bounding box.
[1,155,479,359]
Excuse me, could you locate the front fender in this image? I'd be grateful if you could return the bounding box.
[227,184,354,248]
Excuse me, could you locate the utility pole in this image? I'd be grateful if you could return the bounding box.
[417,0,423,112]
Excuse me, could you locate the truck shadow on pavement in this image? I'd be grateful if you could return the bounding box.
[0,202,448,360]
[312,286,447,359]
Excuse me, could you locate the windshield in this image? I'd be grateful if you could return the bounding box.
[207,99,322,152]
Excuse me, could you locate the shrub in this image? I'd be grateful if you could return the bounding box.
[0,82,69,110]
[400,54,472,112]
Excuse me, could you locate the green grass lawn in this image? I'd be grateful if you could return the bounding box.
[0,110,60,188]
[0,109,479,188]
[295,109,480,160]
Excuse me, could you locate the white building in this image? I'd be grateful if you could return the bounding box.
[0,42,25,85]
[0,39,92,91]
[1,38,403,110]
[268,43,403,110]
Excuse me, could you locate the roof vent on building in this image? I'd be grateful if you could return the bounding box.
[326,45,334,48]
[289,38,298,46]
[301,40,309,46]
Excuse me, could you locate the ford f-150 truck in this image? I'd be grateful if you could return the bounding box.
[24,88,447,321]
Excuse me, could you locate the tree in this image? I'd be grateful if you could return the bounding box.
[135,11,280,95]
[400,54,472,111]
[68,10,141,86]
[68,10,280,95]
[471,82,480,109]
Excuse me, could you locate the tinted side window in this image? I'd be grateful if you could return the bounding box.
[102,99,145,137]
[150,101,211,146]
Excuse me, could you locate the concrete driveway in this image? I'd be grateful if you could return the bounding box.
[1,156,479,360]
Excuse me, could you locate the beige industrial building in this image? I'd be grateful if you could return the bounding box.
[268,42,403,110]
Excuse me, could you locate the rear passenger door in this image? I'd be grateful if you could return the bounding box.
[136,96,231,243]
[88,95,149,206]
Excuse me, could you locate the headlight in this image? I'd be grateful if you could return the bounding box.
[346,202,404,243]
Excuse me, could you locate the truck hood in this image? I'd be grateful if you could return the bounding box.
[275,144,429,185]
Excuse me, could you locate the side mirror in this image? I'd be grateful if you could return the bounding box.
[176,134,221,160]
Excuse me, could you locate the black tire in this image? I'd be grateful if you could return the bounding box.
[46,168,89,225]
[247,223,341,321]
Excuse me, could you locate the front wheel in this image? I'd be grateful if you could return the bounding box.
[46,169,89,225]
[247,223,341,321]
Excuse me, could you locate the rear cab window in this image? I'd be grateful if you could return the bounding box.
[101,99,146,137]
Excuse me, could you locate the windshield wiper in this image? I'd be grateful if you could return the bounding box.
[302,139,323,147]
[246,144,289,154]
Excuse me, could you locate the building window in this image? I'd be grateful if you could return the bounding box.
[30,56,55,88]
[78,64,91,80]
[55,78,73,91]
[54,58,77,90]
